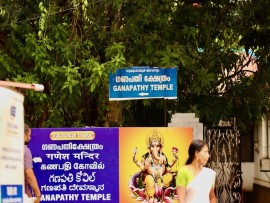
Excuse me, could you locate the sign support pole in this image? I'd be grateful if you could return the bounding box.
[0,80,44,91]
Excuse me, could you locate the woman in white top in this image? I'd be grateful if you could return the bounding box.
[176,139,216,203]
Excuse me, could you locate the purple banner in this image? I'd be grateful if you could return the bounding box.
[28,128,119,203]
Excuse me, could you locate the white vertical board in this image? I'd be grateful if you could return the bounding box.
[0,87,24,203]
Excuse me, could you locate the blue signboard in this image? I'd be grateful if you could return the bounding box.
[28,127,193,203]
[29,128,119,203]
[0,185,23,203]
[109,67,177,100]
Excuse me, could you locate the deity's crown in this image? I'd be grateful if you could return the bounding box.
[146,129,164,145]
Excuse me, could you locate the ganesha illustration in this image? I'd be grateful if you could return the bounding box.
[130,130,179,203]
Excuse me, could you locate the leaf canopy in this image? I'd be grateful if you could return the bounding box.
[0,0,269,131]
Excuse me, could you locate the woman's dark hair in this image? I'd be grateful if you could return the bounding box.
[185,139,206,165]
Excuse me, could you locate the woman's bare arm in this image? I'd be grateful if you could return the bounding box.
[209,187,217,203]
[176,186,186,203]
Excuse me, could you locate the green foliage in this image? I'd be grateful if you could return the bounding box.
[0,0,270,130]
